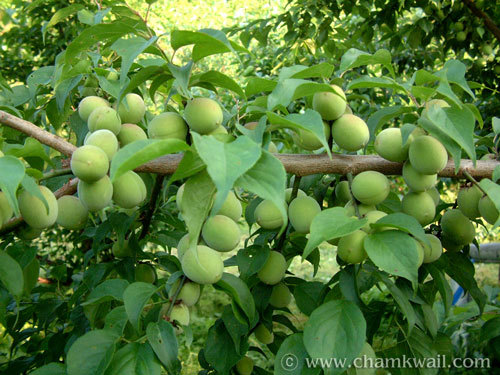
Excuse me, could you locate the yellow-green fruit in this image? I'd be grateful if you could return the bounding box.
[269,282,292,308]
[478,195,499,225]
[293,122,330,151]
[254,323,274,344]
[236,356,254,375]
[117,123,147,146]
[216,191,242,221]
[402,162,437,192]
[88,107,122,135]
[202,215,241,252]
[78,175,113,211]
[414,240,424,267]
[177,234,190,260]
[18,186,58,229]
[107,71,118,81]
[268,141,278,153]
[408,136,448,175]
[117,93,146,124]
[112,171,147,209]
[481,153,496,161]
[147,112,188,141]
[421,234,443,263]
[347,342,377,375]
[181,245,224,285]
[344,105,353,115]
[244,122,258,130]
[332,114,370,152]
[345,201,375,217]
[184,97,223,134]
[374,128,408,162]
[23,257,39,294]
[70,145,109,183]
[209,125,228,135]
[56,196,88,230]
[402,191,435,226]
[169,303,190,326]
[84,129,119,160]
[16,225,42,240]
[168,279,201,307]
[78,96,109,122]
[337,230,368,264]
[255,200,286,230]
[457,185,482,219]
[112,239,133,258]
[135,263,156,283]
[312,85,347,121]
[335,181,352,204]
[176,184,185,212]
[426,186,441,206]
[351,171,390,206]
[361,210,387,233]
[258,251,287,285]
[285,188,306,203]
[288,196,321,234]
[441,209,475,245]
[0,191,13,226]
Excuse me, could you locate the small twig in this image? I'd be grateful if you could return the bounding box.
[463,170,488,196]
[166,276,186,317]
[40,168,72,181]
[139,174,165,240]
[347,173,361,218]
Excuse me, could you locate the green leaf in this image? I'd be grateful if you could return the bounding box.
[493,117,500,135]
[146,321,181,374]
[267,79,335,110]
[170,29,232,61]
[55,75,83,111]
[275,333,321,375]
[303,300,366,375]
[0,251,24,298]
[371,213,429,247]
[204,320,242,374]
[367,106,414,140]
[425,264,452,316]
[236,245,270,280]
[123,282,158,332]
[339,48,395,78]
[167,150,205,185]
[168,61,193,98]
[293,281,325,316]
[289,63,335,80]
[190,71,245,98]
[480,316,500,342]
[31,363,67,375]
[214,273,256,326]
[5,137,53,166]
[442,60,474,99]
[104,306,129,336]
[66,330,118,375]
[479,179,500,228]
[365,231,419,284]
[192,134,261,216]
[245,77,277,97]
[347,76,405,91]
[492,165,500,183]
[110,139,189,182]
[304,207,367,259]
[105,342,161,375]
[83,279,129,306]
[43,4,84,42]
[0,156,25,216]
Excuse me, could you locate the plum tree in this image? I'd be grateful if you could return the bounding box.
[457,185,482,219]
[402,191,436,226]
[116,93,146,124]
[215,191,242,221]
[374,127,408,162]
[168,279,201,307]
[88,107,122,135]
[402,162,437,192]
[77,175,113,212]
[254,199,286,230]
[147,112,188,141]
[351,171,390,205]
[337,230,367,264]
[23,257,39,295]
[0,191,13,227]
[478,195,499,224]
[117,124,147,146]
[112,171,147,209]
[181,245,224,285]
[420,234,443,263]
[184,97,223,134]
[285,187,306,203]
[70,145,109,183]
[112,239,133,258]
[334,181,352,204]
[84,129,119,160]
[135,263,156,283]
[235,356,254,375]
[78,96,109,122]
[441,209,475,245]
[345,201,375,217]
[201,215,241,252]
[292,121,330,151]
[18,185,58,229]
[56,196,88,230]
[361,210,387,233]
[288,195,321,234]
[254,323,274,344]
[269,282,292,308]
[331,114,370,151]
[312,85,347,120]
[408,135,448,174]
[258,251,287,285]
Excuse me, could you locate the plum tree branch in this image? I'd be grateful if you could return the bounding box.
[463,0,500,43]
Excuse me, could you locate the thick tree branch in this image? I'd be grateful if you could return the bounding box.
[463,0,500,43]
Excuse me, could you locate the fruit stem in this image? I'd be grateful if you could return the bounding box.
[166,276,186,317]
[40,168,72,181]
[347,173,361,218]
[290,176,302,202]
[139,174,165,240]
[463,170,488,196]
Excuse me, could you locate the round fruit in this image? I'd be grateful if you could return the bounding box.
[255,200,286,230]
[112,239,133,258]
[374,127,408,162]
[78,96,109,122]
[177,234,190,260]
[117,124,147,146]
[254,323,274,344]
[441,209,475,245]
[402,162,437,192]
[421,234,442,263]
[344,105,353,115]
[16,225,42,240]
[285,188,307,203]
[454,21,464,31]
[457,31,467,41]
[351,171,390,205]
[168,303,190,326]
[112,171,147,209]
[181,245,224,285]
[457,185,482,219]
[258,251,287,285]
[0,191,13,226]
[482,44,493,55]
[312,85,347,121]
[293,121,330,151]
[236,356,254,375]
[331,114,370,151]
[441,234,463,252]
[18,185,58,229]
[361,210,387,233]
[481,153,497,161]
[168,279,201,307]
[337,230,368,264]
[70,145,109,183]
[269,282,292,308]
[335,181,352,204]
[268,141,278,153]
[414,240,424,267]
[215,191,242,221]
[478,195,499,225]
[288,196,321,234]
[84,129,119,160]
[184,98,223,134]
[202,215,241,252]
[88,107,122,135]
[135,263,156,283]
[147,112,188,141]
[117,93,146,124]
[408,135,448,175]
[401,191,436,226]
[345,201,375,217]
[426,186,441,206]
[56,196,88,230]
[23,257,39,294]
[78,175,113,211]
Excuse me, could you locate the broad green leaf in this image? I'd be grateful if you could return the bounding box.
[442,60,474,99]
[21,175,49,213]
[304,207,367,259]
[480,316,500,342]
[267,79,335,110]
[31,363,67,375]
[289,62,334,80]
[371,213,429,247]
[480,178,500,228]
[168,61,193,98]
[339,48,395,78]
[493,117,500,135]
[204,320,242,374]
[55,75,83,111]
[347,76,405,91]
[110,139,189,182]
[124,66,169,97]
[293,281,325,316]
[236,245,270,280]
[104,306,129,336]
[275,333,321,375]
[43,4,84,41]
[105,342,161,375]
[171,29,232,61]
[5,137,53,166]
[190,70,245,98]
[146,321,181,374]
[303,300,366,375]
[214,273,256,326]
[0,251,24,298]
[434,70,461,107]
[96,75,122,99]
[426,264,452,316]
[367,106,414,140]
[167,150,205,185]
[123,282,158,331]
[82,279,129,306]
[66,330,118,375]
[245,77,277,97]
[0,156,25,216]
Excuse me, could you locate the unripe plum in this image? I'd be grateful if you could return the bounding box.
[202,215,241,252]
[84,129,119,160]
[293,121,330,151]
[331,114,370,151]
[402,162,437,192]
[78,175,113,211]
[177,234,190,260]
[269,282,292,308]
[255,200,286,230]
[457,185,482,219]
[351,171,390,206]
[478,195,499,225]
[209,125,228,135]
[374,127,408,162]
[112,171,147,209]
[16,225,42,240]
[408,135,448,174]
[344,201,375,217]
[335,181,352,204]
[112,239,133,258]
[258,251,287,285]
[285,188,306,203]
[78,96,109,122]
[402,191,435,226]
[181,245,224,285]
[337,230,367,264]
[56,195,88,230]
[361,210,387,233]
[441,209,475,245]
[117,93,146,124]
[117,124,147,146]
[184,98,223,134]
[147,112,188,141]
[254,323,274,344]
[18,185,58,229]
[235,356,254,375]
[420,234,442,263]
[0,191,13,226]
[441,234,464,252]
[88,107,122,135]
[215,191,242,221]
[426,186,441,206]
[71,145,109,183]
[135,263,156,283]
[414,240,424,267]
[312,85,347,121]
[288,196,321,234]
[170,302,190,326]
[168,279,201,307]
